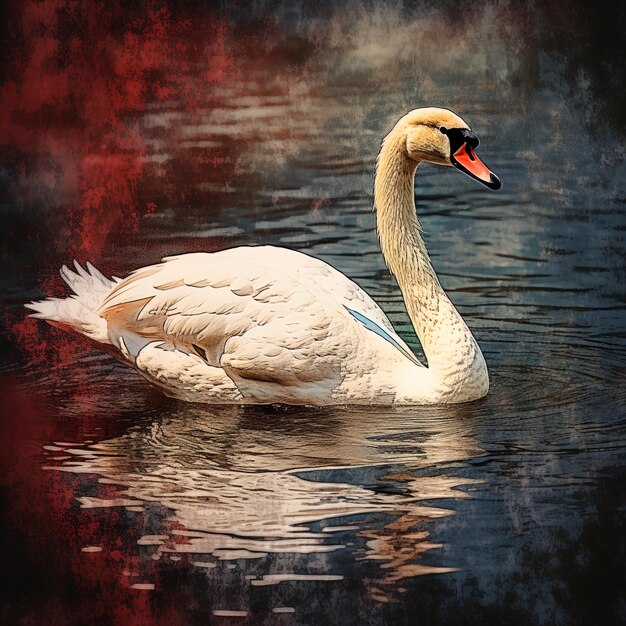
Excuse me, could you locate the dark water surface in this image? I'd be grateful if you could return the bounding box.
[1,2,626,624]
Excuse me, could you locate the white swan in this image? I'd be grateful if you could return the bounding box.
[27,107,501,405]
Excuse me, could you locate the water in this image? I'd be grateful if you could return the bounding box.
[1,2,625,624]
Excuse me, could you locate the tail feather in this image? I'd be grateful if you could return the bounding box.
[26,261,116,344]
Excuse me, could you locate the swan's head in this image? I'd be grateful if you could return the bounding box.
[399,107,501,190]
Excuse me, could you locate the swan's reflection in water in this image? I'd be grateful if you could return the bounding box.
[43,402,482,587]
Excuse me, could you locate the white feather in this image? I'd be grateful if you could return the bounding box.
[26,261,117,343]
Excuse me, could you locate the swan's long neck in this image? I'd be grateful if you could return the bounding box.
[374,129,487,397]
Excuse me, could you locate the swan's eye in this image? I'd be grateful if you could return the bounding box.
[439,126,448,135]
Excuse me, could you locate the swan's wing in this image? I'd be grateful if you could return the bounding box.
[99,246,420,397]
[99,248,343,393]
[275,247,419,363]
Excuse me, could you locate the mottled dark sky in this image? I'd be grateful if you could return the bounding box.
[2,0,624,326]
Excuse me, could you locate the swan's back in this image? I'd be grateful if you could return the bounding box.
[99,246,416,404]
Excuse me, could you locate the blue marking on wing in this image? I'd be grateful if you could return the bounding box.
[344,306,421,366]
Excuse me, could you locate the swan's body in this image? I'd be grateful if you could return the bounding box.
[27,107,501,405]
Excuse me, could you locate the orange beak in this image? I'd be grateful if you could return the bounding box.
[451,143,501,190]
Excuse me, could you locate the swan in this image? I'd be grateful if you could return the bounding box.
[26,107,501,405]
